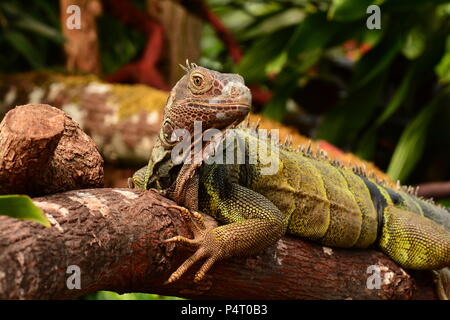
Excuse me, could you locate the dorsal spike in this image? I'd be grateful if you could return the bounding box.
[284,135,293,148]
[306,141,313,155]
[255,118,261,132]
[314,148,320,158]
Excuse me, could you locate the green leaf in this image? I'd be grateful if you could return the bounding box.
[3,30,44,68]
[402,27,426,59]
[387,89,449,182]
[329,0,375,21]
[287,13,340,58]
[82,290,183,300]
[352,30,404,89]
[0,1,63,43]
[382,0,450,11]
[436,35,450,84]
[355,70,413,159]
[243,8,305,39]
[236,28,293,82]
[15,16,64,43]
[0,195,50,227]
[356,26,448,158]
[265,51,287,75]
[317,72,386,147]
[377,69,415,125]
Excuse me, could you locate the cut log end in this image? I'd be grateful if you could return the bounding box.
[3,104,65,139]
[0,104,104,196]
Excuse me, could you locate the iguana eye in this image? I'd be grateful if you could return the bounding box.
[189,71,212,93]
[192,75,203,87]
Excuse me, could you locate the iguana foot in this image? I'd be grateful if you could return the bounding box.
[162,205,221,284]
[433,268,450,300]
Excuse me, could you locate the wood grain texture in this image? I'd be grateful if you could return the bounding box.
[0,104,103,196]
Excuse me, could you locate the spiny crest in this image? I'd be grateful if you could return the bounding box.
[238,117,262,133]
[294,140,330,161]
[179,59,198,73]
[396,180,421,198]
[291,140,394,187]
[394,180,443,207]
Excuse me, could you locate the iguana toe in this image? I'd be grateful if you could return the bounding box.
[163,205,221,283]
[163,204,206,236]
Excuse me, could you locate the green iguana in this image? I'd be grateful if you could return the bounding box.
[129,62,450,298]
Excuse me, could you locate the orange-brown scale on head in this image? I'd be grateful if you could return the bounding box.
[160,64,251,146]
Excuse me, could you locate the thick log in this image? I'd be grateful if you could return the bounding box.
[0,104,103,196]
[0,188,436,300]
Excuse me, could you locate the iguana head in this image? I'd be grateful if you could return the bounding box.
[134,62,252,191]
[159,61,251,147]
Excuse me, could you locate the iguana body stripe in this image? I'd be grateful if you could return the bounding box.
[360,175,387,242]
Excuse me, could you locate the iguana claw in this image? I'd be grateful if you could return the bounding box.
[162,204,220,284]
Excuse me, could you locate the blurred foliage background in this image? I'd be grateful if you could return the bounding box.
[1,0,450,298]
[202,0,450,186]
[1,0,449,184]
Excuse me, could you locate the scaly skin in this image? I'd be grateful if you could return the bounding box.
[130,64,450,297]
[128,61,251,193]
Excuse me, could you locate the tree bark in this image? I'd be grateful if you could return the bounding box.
[148,0,202,87]
[60,0,102,74]
[0,188,437,300]
[0,104,103,196]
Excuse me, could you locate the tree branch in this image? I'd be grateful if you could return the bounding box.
[417,181,450,200]
[0,188,437,299]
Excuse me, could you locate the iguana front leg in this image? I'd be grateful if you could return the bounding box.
[164,182,287,283]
